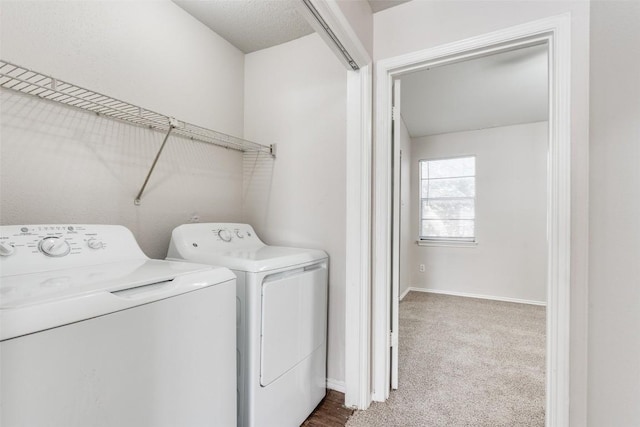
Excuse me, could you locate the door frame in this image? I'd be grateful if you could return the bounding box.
[390,79,402,390]
[371,14,572,426]
[344,62,373,409]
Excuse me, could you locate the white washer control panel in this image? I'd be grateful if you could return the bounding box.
[0,241,16,257]
[87,238,105,250]
[0,225,147,276]
[38,236,71,257]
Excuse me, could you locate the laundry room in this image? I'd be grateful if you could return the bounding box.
[2,1,640,427]
[1,0,348,425]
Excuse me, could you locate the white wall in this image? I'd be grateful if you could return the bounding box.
[243,34,348,384]
[399,116,412,298]
[374,3,590,422]
[336,0,374,59]
[407,122,547,303]
[588,1,640,425]
[0,1,246,258]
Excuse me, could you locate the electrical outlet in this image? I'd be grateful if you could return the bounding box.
[419,264,425,272]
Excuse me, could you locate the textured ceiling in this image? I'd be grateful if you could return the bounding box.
[174,0,412,54]
[173,0,314,53]
[400,44,549,137]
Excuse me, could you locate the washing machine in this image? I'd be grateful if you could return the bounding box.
[167,223,328,427]
[0,224,237,427]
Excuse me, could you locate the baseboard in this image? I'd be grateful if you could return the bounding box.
[399,286,412,301]
[406,287,546,306]
[326,378,346,393]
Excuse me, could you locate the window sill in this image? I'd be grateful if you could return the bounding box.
[416,240,478,248]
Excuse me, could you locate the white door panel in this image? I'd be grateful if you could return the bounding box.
[260,265,328,387]
[391,79,401,390]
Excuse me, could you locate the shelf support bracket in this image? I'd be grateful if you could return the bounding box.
[134,124,175,205]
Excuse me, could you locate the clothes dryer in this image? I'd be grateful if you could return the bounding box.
[0,224,236,427]
[167,223,328,427]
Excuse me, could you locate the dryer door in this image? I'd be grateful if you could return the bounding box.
[260,263,327,386]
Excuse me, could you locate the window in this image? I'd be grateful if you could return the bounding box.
[419,156,476,242]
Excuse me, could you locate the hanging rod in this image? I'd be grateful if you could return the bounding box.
[0,60,275,156]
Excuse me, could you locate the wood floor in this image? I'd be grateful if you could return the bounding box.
[301,390,354,427]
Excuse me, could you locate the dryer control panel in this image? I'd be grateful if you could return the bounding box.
[173,223,265,250]
[213,224,257,244]
[0,225,148,276]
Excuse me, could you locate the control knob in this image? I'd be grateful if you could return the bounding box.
[218,229,232,242]
[0,242,15,257]
[235,230,244,239]
[87,238,104,250]
[39,237,71,257]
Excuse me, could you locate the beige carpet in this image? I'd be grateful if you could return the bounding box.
[346,292,545,427]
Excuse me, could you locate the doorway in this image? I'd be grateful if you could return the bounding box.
[370,15,572,426]
[389,42,549,423]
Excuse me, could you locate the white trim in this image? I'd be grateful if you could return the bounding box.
[416,240,478,248]
[399,286,412,301]
[372,51,393,401]
[404,287,547,306]
[390,79,401,391]
[327,378,346,394]
[344,64,372,410]
[545,14,572,427]
[372,14,572,426]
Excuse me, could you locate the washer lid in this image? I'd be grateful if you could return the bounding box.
[0,259,235,341]
[170,245,328,273]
